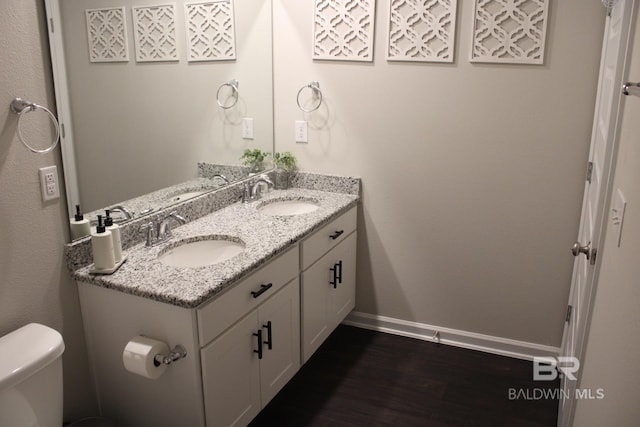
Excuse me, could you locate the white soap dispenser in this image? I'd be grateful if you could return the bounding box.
[91,215,115,271]
[104,209,123,263]
[69,204,91,240]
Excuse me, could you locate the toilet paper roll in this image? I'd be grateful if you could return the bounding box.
[122,336,169,379]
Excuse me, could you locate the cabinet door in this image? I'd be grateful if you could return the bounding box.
[258,279,300,405]
[328,232,357,330]
[301,255,332,363]
[201,311,261,427]
[301,232,357,363]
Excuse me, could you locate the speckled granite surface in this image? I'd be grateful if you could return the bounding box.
[64,179,248,272]
[72,188,358,308]
[65,171,358,271]
[290,171,360,195]
[198,162,251,182]
[83,177,228,226]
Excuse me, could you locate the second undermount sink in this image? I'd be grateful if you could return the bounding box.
[257,198,320,216]
[158,236,245,268]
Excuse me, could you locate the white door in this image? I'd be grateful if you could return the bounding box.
[558,1,637,425]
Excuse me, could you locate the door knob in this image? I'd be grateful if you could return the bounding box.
[571,241,591,260]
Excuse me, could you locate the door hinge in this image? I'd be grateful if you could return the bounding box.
[586,161,593,183]
[566,305,573,323]
[49,18,54,33]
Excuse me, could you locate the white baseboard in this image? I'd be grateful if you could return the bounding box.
[342,311,560,361]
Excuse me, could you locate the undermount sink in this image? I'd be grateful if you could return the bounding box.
[158,236,245,268]
[257,198,320,216]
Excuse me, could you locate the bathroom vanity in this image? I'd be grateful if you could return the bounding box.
[71,180,359,427]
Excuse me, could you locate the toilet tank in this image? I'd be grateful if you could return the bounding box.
[0,323,65,427]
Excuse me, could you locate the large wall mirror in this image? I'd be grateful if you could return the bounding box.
[46,0,273,233]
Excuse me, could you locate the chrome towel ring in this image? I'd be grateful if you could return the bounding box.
[296,81,323,113]
[10,97,60,154]
[216,79,239,109]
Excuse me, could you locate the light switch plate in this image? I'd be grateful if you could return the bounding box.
[295,120,308,143]
[242,118,254,140]
[611,188,627,248]
[39,165,60,202]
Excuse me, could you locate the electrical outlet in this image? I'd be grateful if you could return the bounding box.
[295,120,308,143]
[39,165,60,202]
[242,118,254,140]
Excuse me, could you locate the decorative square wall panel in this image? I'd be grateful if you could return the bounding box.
[387,0,457,62]
[313,0,376,62]
[185,1,236,61]
[132,4,178,62]
[470,0,549,64]
[85,7,129,62]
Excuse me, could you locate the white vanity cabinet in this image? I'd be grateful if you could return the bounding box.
[301,206,357,362]
[77,203,358,427]
[198,247,300,427]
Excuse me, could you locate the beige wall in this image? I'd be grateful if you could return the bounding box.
[273,0,606,346]
[573,4,640,425]
[60,0,273,212]
[0,0,96,421]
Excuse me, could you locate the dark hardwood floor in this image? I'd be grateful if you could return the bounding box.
[249,325,559,427]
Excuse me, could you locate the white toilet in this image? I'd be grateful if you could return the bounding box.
[0,323,65,427]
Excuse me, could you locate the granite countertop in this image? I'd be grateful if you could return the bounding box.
[84,177,227,224]
[73,188,359,309]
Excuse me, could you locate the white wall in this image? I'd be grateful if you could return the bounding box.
[273,0,606,346]
[60,0,273,212]
[573,4,640,425]
[0,0,96,421]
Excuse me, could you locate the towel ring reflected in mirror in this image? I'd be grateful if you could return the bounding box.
[10,97,60,154]
[216,79,239,109]
[296,81,323,113]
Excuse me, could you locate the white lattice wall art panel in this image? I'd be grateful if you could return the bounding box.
[470,0,549,64]
[387,0,457,62]
[185,1,236,61]
[85,7,129,62]
[313,0,376,62]
[132,4,178,62]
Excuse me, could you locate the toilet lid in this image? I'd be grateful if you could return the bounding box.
[0,323,65,391]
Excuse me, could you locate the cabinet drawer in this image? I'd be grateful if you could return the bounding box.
[197,245,298,347]
[301,206,357,270]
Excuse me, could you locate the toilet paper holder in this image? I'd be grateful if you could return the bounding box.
[153,345,187,367]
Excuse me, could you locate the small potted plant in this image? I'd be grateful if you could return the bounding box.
[240,149,268,173]
[272,151,296,189]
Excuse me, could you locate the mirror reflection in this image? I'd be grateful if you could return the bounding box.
[54,0,273,230]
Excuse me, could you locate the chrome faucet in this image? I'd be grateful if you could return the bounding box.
[109,205,133,220]
[211,173,230,185]
[243,175,274,203]
[158,211,187,239]
[139,211,187,247]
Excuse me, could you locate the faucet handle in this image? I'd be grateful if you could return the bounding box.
[140,222,156,247]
